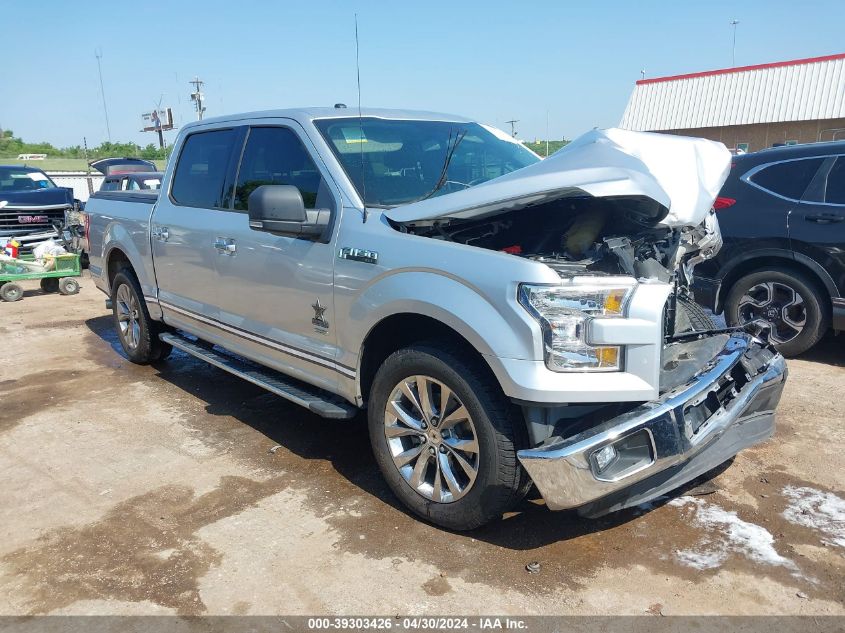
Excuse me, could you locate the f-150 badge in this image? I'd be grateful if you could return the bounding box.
[311,298,329,333]
[338,246,378,264]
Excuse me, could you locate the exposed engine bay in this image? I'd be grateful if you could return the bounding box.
[394,195,723,338]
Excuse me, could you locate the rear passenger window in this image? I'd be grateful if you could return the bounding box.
[750,158,824,200]
[171,129,236,208]
[824,157,845,205]
[234,127,325,211]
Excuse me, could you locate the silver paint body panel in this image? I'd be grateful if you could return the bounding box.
[86,108,716,408]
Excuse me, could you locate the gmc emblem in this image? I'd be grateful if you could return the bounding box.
[17,215,49,224]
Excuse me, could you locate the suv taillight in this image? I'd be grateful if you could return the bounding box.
[714,196,736,210]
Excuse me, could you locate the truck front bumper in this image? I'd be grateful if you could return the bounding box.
[517,332,787,516]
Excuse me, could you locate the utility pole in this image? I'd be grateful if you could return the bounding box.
[545,111,550,157]
[189,77,206,120]
[505,119,519,138]
[154,94,166,150]
[731,20,740,66]
[95,48,112,141]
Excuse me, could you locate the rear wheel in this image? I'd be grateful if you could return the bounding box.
[724,267,828,357]
[58,277,80,295]
[40,278,59,293]
[111,269,172,363]
[368,343,528,531]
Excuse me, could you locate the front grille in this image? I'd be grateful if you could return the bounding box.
[683,361,751,435]
[0,208,68,237]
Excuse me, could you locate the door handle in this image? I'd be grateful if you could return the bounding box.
[805,213,844,224]
[213,238,237,254]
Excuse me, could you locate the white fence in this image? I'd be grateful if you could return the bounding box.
[47,172,104,202]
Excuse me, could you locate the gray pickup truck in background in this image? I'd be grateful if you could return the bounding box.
[84,107,787,530]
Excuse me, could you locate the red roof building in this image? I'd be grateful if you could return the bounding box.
[620,53,845,152]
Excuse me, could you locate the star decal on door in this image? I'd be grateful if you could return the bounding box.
[311,298,329,332]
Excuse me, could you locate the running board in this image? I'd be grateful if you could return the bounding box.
[159,332,358,419]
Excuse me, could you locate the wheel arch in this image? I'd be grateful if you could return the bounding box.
[105,246,133,291]
[357,312,505,410]
[715,250,837,313]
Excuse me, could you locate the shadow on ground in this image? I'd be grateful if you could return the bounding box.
[83,314,734,553]
[795,330,845,366]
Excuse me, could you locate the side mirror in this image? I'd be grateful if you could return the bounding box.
[247,185,328,237]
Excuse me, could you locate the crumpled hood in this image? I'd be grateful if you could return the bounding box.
[385,127,731,228]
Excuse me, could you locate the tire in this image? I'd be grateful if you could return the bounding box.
[675,294,716,333]
[58,277,80,295]
[724,267,828,357]
[40,277,59,293]
[110,269,172,363]
[367,343,529,531]
[0,283,23,302]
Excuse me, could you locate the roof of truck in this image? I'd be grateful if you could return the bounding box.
[182,107,474,130]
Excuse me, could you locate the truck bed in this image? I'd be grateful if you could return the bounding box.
[85,189,159,302]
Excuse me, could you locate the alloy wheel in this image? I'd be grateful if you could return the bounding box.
[115,284,141,350]
[383,375,479,503]
[737,281,807,344]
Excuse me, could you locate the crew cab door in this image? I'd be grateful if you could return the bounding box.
[207,121,346,394]
[791,155,845,290]
[151,127,242,324]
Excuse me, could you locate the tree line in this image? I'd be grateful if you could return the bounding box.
[0,129,170,160]
[2,128,569,161]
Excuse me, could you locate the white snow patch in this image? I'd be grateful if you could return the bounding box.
[675,545,727,570]
[671,496,798,572]
[782,486,845,548]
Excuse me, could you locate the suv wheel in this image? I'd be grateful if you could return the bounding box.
[368,343,529,531]
[111,269,172,363]
[724,267,828,356]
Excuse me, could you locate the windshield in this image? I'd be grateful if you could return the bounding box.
[0,167,56,191]
[314,117,540,207]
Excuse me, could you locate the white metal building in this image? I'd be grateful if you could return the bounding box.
[620,53,845,152]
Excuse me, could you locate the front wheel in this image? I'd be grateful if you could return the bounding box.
[368,343,528,530]
[111,269,171,363]
[0,283,23,302]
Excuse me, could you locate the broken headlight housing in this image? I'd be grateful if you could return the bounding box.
[519,278,636,372]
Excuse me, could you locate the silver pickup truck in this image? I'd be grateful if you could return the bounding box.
[85,108,787,530]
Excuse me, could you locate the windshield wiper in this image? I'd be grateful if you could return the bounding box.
[419,128,468,201]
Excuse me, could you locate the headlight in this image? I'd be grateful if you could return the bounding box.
[519,277,636,372]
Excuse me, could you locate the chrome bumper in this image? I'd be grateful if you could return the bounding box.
[517,332,787,515]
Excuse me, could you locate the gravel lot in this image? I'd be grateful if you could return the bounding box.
[1,274,843,616]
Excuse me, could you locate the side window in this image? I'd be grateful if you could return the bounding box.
[171,129,236,208]
[101,178,119,192]
[128,179,141,191]
[824,157,845,205]
[750,158,825,200]
[234,127,324,211]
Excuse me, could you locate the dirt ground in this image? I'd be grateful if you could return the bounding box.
[0,274,843,616]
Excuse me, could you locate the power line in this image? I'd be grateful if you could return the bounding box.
[94,48,112,141]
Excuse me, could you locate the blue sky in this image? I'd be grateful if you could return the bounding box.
[3,0,843,148]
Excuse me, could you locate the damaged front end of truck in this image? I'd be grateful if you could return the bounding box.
[385,128,788,516]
